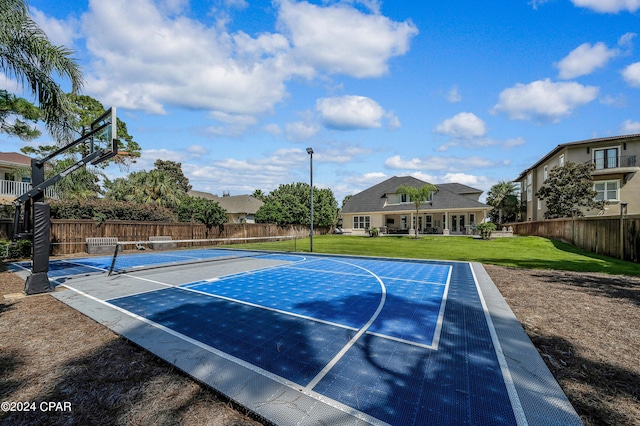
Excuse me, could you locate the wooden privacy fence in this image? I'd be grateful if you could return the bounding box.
[49,220,331,255]
[509,215,640,263]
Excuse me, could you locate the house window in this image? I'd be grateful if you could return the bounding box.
[537,199,542,210]
[426,215,433,227]
[543,165,548,181]
[527,185,532,202]
[401,194,408,203]
[527,173,532,186]
[593,147,619,170]
[469,214,475,225]
[559,154,565,167]
[594,180,619,201]
[353,216,371,229]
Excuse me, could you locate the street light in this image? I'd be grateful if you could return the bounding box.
[306,147,314,252]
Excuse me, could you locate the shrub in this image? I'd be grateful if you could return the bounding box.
[475,222,497,240]
[0,239,31,260]
[49,199,177,222]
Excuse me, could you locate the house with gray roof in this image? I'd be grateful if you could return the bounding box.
[188,190,263,223]
[341,176,492,235]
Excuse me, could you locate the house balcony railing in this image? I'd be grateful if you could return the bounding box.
[587,155,639,177]
[588,155,637,170]
[0,179,59,201]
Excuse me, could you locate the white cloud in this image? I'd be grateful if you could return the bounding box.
[571,0,640,13]
[81,0,296,116]
[285,121,321,141]
[620,119,640,134]
[187,145,207,156]
[263,123,283,136]
[622,62,640,87]
[77,0,416,137]
[504,137,526,149]
[435,112,487,138]
[189,148,309,193]
[384,155,500,171]
[492,79,599,122]
[276,0,418,78]
[446,86,462,103]
[529,0,552,10]
[31,7,79,48]
[556,42,619,79]
[316,95,385,130]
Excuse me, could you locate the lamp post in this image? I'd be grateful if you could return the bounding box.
[306,147,314,252]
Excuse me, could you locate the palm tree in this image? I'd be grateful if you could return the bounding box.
[486,180,519,224]
[1,0,83,143]
[396,183,438,238]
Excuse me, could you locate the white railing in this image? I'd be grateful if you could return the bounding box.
[0,179,59,200]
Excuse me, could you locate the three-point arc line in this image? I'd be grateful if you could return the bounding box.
[304,259,387,390]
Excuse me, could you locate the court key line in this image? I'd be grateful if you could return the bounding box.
[304,258,387,391]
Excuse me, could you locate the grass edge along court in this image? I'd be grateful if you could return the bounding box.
[8,239,594,425]
[237,234,640,277]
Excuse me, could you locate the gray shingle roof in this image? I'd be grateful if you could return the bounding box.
[342,176,489,213]
[188,191,263,214]
[515,133,640,181]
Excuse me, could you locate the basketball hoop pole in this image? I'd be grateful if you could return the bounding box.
[13,107,118,295]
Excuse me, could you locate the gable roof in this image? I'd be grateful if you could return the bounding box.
[0,152,32,166]
[342,176,489,214]
[436,182,482,197]
[515,133,640,181]
[188,190,263,214]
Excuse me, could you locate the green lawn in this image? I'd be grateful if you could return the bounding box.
[239,235,640,277]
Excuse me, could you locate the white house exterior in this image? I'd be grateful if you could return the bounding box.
[0,152,32,205]
[341,176,492,235]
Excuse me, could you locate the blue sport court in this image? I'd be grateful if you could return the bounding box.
[10,248,582,425]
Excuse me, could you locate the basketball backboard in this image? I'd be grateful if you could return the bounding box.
[89,106,118,165]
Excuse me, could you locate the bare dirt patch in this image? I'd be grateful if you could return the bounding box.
[2,263,639,425]
[0,269,263,426]
[485,265,640,426]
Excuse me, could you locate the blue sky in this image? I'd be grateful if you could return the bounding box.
[2,0,640,203]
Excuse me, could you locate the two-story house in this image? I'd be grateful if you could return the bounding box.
[516,134,640,221]
[341,176,492,235]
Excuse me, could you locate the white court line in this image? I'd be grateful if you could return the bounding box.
[304,259,387,390]
[429,265,453,350]
[470,263,528,426]
[57,283,389,426]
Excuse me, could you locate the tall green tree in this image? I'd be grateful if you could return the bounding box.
[154,159,191,193]
[486,180,519,224]
[67,94,141,166]
[251,189,266,201]
[45,156,104,200]
[396,183,438,238]
[1,0,83,142]
[105,169,185,210]
[536,161,605,219]
[255,182,338,227]
[176,196,227,236]
[0,90,41,139]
